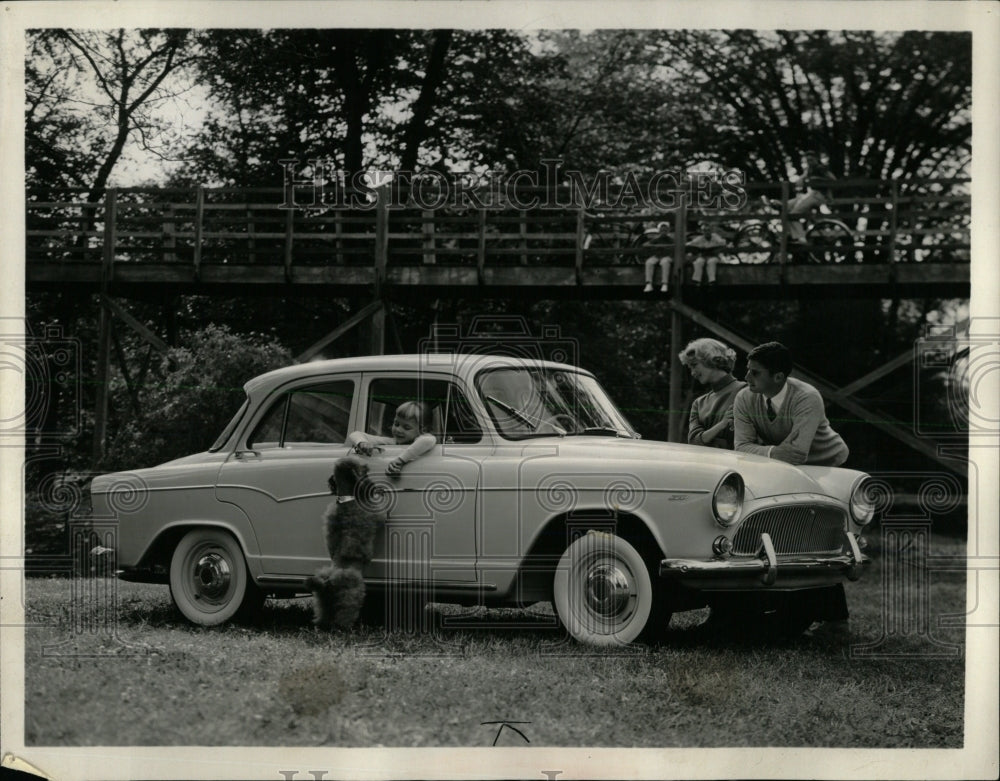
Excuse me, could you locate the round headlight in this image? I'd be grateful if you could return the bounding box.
[850,477,875,526]
[713,472,744,527]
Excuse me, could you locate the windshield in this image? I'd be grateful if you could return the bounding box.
[209,397,249,452]
[476,367,637,440]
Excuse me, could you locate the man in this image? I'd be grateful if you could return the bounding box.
[733,341,851,639]
[733,341,848,466]
[769,151,837,243]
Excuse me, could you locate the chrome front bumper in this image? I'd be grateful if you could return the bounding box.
[660,531,868,586]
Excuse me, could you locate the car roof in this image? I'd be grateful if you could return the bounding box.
[243,353,589,395]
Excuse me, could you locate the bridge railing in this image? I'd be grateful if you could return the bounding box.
[25,178,970,272]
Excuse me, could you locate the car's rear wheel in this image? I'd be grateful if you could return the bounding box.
[169,528,259,626]
[553,531,669,646]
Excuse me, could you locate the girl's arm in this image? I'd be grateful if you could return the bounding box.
[387,433,437,475]
[395,433,437,463]
[347,431,393,455]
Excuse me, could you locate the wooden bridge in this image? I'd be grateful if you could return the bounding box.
[26,180,970,299]
[24,180,971,474]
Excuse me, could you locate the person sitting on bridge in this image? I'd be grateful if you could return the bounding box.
[686,221,728,285]
[642,221,673,293]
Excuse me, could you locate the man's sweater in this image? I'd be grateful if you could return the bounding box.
[733,377,848,466]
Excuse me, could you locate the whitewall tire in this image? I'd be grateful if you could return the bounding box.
[553,531,662,646]
[169,528,254,626]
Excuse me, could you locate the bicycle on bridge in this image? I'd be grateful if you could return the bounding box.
[727,198,860,264]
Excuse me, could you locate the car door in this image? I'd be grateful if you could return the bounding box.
[216,376,358,577]
[357,373,485,584]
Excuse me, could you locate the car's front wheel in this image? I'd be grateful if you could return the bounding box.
[169,528,261,626]
[553,531,669,646]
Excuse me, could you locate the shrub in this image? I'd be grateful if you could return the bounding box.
[101,324,292,471]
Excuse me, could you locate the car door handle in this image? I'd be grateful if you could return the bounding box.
[234,449,261,460]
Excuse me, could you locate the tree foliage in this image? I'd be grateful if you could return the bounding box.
[25,29,195,195]
[656,30,971,181]
[177,29,532,185]
[100,325,292,471]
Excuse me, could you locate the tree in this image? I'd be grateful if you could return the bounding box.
[25,29,195,194]
[179,29,526,185]
[656,30,971,182]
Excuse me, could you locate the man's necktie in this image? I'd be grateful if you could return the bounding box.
[766,398,777,422]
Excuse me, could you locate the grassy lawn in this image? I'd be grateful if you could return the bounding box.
[21,532,966,747]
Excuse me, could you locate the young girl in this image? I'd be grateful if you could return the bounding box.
[347,401,436,476]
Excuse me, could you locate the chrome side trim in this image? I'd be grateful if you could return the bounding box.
[256,575,498,591]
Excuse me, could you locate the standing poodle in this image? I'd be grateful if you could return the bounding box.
[305,455,385,629]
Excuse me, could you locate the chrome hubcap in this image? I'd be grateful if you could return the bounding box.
[193,552,231,600]
[585,563,631,618]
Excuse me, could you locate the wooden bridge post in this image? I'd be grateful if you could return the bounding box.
[92,190,117,463]
[476,209,487,284]
[887,180,900,271]
[193,186,203,281]
[283,208,294,282]
[163,203,176,263]
[519,209,529,265]
[369,184,390,355]
[422,209,436,264]
[100,189,117,285]
[667,199,688,443]
[574,207,585,285]
[92,298,111,464]
[777,180,790,270]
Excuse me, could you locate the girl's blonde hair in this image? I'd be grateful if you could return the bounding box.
[678,338,737,372]
[394,401,432,432]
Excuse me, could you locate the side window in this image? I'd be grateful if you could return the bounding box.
[364,377,482,445]
[248,398,285,449]
[248,380,354,448]
[443,384,483,444]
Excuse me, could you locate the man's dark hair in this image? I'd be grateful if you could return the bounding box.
[747,341,793,376]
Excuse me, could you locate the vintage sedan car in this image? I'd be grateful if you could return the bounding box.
[90,353,873,645]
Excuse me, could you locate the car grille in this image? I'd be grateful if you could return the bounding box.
[731,506,846,556]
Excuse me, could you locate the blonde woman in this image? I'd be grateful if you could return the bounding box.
[678,338,745,449]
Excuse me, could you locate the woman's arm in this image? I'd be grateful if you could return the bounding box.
[687,400,707,445]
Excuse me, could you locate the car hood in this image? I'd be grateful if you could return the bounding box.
[537,437,848,500]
